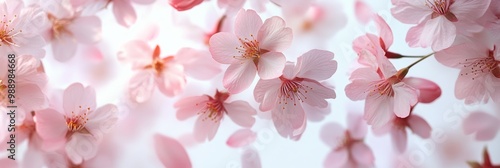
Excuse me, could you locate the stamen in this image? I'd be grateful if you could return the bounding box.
[233,34,261,61]
[278,77,312,109]
[65,106,90,132]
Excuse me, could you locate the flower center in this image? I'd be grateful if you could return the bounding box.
[196,91,229,122]
[0,14,21,47]
[335,131,360,151]
[65,106,90,132]
[235,34,263,61]
[425,0,457,22]
[278,77,312,108]
[459,48,500,80]
[368,77,400,97]
[48,13,72,39]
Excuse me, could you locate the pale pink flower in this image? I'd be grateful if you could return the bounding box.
[254,49,337,139]
[42,0,102,62]
[174,90,256,142]
[169,0,203,11]
[35,83,118,164]
[373,111,431,153]
[209,9,292,93]
[320,113,375,168]
[435,40,500,104]
[391,0,491,51]
[154,134,192,168]
[118,41,221,103]
[345,57,418,128]
[462,111,500,141]
[0,55,48,112]
[353,14,395,70]
[0,0,46,58]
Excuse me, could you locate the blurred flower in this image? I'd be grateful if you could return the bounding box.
[467,147,500,168]
[391,0,490,51]
[209,9,292,93]
[254,49,337,140]
[174,90,256,142]
[462,111,500,141]
[320,113,375,168]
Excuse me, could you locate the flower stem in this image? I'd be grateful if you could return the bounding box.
[406,53,434,69]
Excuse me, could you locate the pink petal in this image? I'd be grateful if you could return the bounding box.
[174,96,210,120]
[175,48,221,80]
[224,100,257,127]
[241,148,262,168]
[301,80,336,108]
[257,52,286,79]
[402,77,441,103]
[391,0,431,24]
[16,83,48,111]
[303,103,331,122]
[129,70,156,103]
[66,16,101,44]
[463,112,500,141]
[345,68,380,100]
[51,34,77,62]
[393,83,418,118]
[65,133,98,164]
[169,0,203,11]
[451,0,491,20]
[354,0,373,24]
[226,129,257,148]
[271,103,306,139]
[63,83,97,115]
[364,94,394,128]
[351,142,375,167]
[294,49,337,81]
[209,32,241,64]
[434,43,486,68]
[407,114,431,138]
[324,148,349,168]
[34,108,66,141]
[193,113,221,142]
[391,127,408,153]
[374,14,394,49]
[0,158,18,168]
[320,122,345,147]
[234,9,263,39]
[117,40,154,69]
[257,16,293,51]
[254,78,281,111]
[454,70,487,104]
[406,22,426,48]
[377,56,397,78]
[347,112,367,140]
[223,61,257,94]
[352,34,382,69]
[421,17,456,51]
[156,62,186,97]
[154,134,192,168]
[112,0,136,27]
[85,104,119,139]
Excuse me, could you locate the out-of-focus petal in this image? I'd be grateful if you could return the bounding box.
[320,122,345,148]
[226,129,257,148]
[66,16,101,44]
[154,134,192,168]
[324,148,349,168]
[113,0,137,27]
[407,114,432,138]
[34,108,66,141]
[351,142,375,167]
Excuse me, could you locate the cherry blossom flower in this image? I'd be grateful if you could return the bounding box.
[462,111,500,141]
[391,0,491,51]
[209,9,292,93]
[467,147,500,168]
[118,41,221,103]
[35,83,118,164]
[0,0,46,58]
[345,57,418,128]
[169,0,203,11]
[434,39,500,104]
[353,14,395,70]
[254,49,337,139]
[154,134,192,168]
[373,110,431,153]
[174,90,256,142]
[320,113,375,168]
[42,0,102,62]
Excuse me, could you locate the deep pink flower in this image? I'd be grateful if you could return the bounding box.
[209,9,292,93]
[320,113,375,168]
[373,111,431,153]
[0,0,46,58]
[174,90,256,142]
[118,41,221,103]
[435,40,500,104]
[169,0,203,11]
[35,83,118,164]
[254,49,337,139]
[345,58,418,128]
[43,0,102,62]
[391,0,491,51]
[462,111,500,141]
[154,134,192,168]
